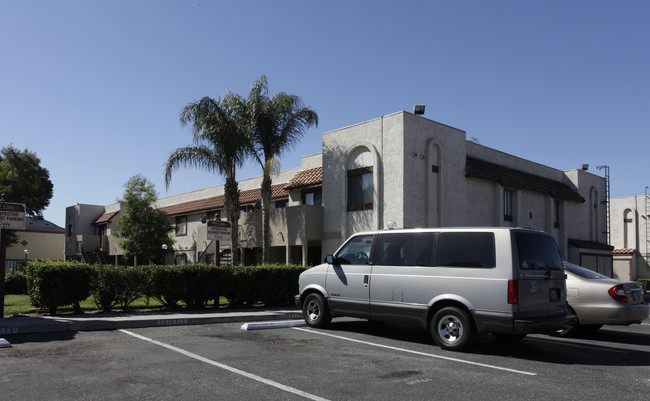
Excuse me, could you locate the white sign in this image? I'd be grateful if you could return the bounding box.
[207,220,231,242]
[0,202,26,230]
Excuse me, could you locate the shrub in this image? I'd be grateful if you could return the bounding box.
[91,265,148,313]
[26,261,93,315]
[144,265,187,308]
[637,278,649,293]
[5,270,28,294]
[222,264,307,307]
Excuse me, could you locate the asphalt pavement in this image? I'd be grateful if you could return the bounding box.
[0,307,304,337]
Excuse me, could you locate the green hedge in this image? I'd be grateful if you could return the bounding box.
[23,261,309,315]
[5,270,28,295]
[26,261,93,315]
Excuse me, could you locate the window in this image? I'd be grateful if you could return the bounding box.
[504,189,513,221]
[375,233,433,266]
[348,167,373,211]
[554,200,561,229]
[275,200,288,208]
[335,234,374,265]
[302,188,322,206]
[175,253,187,265]
[435,232,496,268]
[175,216,187,236]
[239,205,254,218]
[514,232,562,270]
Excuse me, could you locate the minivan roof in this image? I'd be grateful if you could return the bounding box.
[350,227,550,236]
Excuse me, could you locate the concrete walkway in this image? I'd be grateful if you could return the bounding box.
[0,308,304,336]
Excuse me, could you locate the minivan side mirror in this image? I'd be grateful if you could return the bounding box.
[325,254,335,264]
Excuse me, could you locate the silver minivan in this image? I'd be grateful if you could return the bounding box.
[297,227,574,351]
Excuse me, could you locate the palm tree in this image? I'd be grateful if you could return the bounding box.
[165,92,249,265]
[246,76,319,262]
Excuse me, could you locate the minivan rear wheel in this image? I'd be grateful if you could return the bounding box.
[302,293,332,328]
[431,307,476,351]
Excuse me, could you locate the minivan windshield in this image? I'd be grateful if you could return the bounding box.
[514,232,563,270]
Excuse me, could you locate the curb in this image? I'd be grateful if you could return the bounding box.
[0,310,304,336]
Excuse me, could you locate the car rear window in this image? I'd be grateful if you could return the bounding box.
[515,232,563,270]
[435,232,495,268]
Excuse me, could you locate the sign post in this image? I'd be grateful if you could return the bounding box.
[0,198,26,319]
[207,220,231,266]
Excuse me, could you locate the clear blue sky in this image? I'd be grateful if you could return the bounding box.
[2,1,648,228]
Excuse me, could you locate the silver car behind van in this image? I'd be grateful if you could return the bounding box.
[297,227,574,351]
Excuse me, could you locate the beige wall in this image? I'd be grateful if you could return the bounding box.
[7,230,65,261]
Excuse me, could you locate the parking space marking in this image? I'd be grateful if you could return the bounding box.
[119,329,330,401]
[293,327,536,376]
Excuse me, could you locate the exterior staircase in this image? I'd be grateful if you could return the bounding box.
[81,247,108,265]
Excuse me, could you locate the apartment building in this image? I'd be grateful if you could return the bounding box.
[65,111,611,273]
[609,194,650,280]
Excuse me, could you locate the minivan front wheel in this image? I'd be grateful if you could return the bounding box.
[302,293,332,328]
[431,307,476,351]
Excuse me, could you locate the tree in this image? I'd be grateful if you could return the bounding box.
[0,145,54,246]
[246,76,319,262]
[165,92,249,265]
[114,174,174,265]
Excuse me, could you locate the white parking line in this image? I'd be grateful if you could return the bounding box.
[293,327,537,376]
[119,329,330,401]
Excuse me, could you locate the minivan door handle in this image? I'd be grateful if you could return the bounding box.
[363,275,369,287]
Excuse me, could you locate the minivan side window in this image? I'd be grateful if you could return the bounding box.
[335,235,374,265]
[435,232,496,268]
[375,233,433,266]
[514,232,563,270]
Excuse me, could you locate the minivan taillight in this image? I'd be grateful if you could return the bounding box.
[508,280,518,304]
[608,284,628,303]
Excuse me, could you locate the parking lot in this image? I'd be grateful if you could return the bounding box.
[3,317,650,400]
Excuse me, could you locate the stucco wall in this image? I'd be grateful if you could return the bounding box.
[7,230,65,261]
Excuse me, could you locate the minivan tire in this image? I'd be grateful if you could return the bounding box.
[431,307,476,351]
[302,293,332,328]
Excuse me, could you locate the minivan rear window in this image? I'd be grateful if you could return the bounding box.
[435,232,495,268]
[514,232,562,270]
[375,232,433,266]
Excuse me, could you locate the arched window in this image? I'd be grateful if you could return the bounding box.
[623,208,634,249]
[347,147,373,211]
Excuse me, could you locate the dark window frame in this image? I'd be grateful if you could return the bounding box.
[347,166,374,212]
[302,188,322,206]
[504,188,513,222]
[175,215,187,237]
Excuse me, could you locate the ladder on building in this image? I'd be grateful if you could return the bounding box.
[597,165,611,244]
[645,186,649,262]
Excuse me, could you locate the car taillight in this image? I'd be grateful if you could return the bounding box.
[508,280,518,304]
[608,284,628,303]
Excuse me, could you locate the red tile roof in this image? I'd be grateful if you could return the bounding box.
[613,248,636,255]
[284,167,322,191]
[94,211,119,225]
[158,184,289,217]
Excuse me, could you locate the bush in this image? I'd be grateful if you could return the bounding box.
[5,270,28,294]
[91,265,148,313]
[26,261,93,315]
[144,265,187,308]
[222,264,306,307]
[23,260,309,314]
